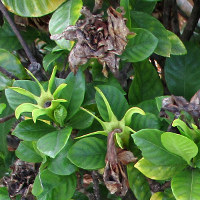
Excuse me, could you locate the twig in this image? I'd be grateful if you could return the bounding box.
[0,66,19,80]
[0,113,15,123]
[91,171,100,200]
[0,0,36,64]
[181,0,200,41]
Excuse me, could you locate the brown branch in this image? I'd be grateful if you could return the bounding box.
[181,0,200,41]
[91,171,100,200]
[0,113,15,123]
[0,66,19,80]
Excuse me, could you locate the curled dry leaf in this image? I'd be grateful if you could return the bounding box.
[160,90,200,127]
[103,129,137,196]
[51,6,131,76]
[3,160,39,200]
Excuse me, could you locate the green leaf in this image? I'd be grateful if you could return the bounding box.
[0,103,6,115]
[161,132,198,164]
[132,129,186,165]
[15,141,43,163]
[121,28,158,62]
[48,139,77,175]
[0,72,13,91]
[128,60,163,105]
[60,70,85,119]
[54,104,67,126]
[32,108,50,123]
[43,52,64,71]
[127,163,151,200]
[0,49,27,79]
[131,11,171,57]
[68,137,106,170]
[68,109,94,129]
[151,189,176,200]
[96,85,129,121]
[2,0,67,17]
[135,158,184,180]
[49,0,83,50]
[120,0,131,29]
[131,113,161,131]
[37,127,72,158]
[150,192,164,200]
[130,0,156,14]
[5,80,39,110]
[0,188,10,200]
[13,119,56,141]
[165,43,200,100]
[171,168,200,200]
[167,31,187,55]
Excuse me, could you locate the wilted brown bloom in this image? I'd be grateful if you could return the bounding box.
[51,6,131,76]
[103,129,137,196]
[3,160,39,200]
[160,89,200,128]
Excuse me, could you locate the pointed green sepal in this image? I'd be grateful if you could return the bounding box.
[95,87,118,122]
[48,66,57,93]
[80,107,106,130]
[10,87,39,101]
[75,131,107,139]
[53,83,67,99]
[15,103,38,119]
[122,107,145,125]
[32,108,49,123]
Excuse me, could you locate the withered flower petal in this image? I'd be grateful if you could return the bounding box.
[51,6,131,76]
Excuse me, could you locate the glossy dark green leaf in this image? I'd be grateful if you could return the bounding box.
[131,113,161,131]
[120,0,131,29]
[15,141,43,163]
[171,168,200,200]
[33,169,76,200]
[0,188,10,200]
[96,85,129,121]
[131,11,171,57]
[130,0,156,14]
[167,31,187,55]
[37,127,72,158]
[165,43,200,100]
[2,0,67,17]
[161,132,198,164]
[0,49,27,79]
[128,60,163,105]
[68,109,94,129]
[48,139,77,175]
[43,52,64,71]
[121,28,158,62]
[135,158,184,180]
[60,70,85,119]
[136,99,159,115]
[49,0,83,50]
[68,137,106,170]
[127,163,151,200]
[0,72,12,90]
[5,80,39,110]
[13,119,56,141]
[132,129,186,165]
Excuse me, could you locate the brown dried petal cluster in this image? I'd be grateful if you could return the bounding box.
[3,160,39,200]
[103,129,137,196]
[160,89,200,127]
[51,6,130,76]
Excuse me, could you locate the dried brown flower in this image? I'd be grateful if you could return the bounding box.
[103,129,137,196]
[51,6,131,76]
[3,160,39,200]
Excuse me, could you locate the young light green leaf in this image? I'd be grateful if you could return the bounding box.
[15,103,38,119]
[161,132,198,165]
[37,127,72,158]
[53,83,67,99]
[75,131,107,139]
[0,103,6,115]
[68,137,106,170]
[135,158,185,180]
[48,66,57,93]
[132,129,186,165]
[127,163,151,200]
[54,105,67,126]
[32,108,49,123]
[171,168,200,200]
